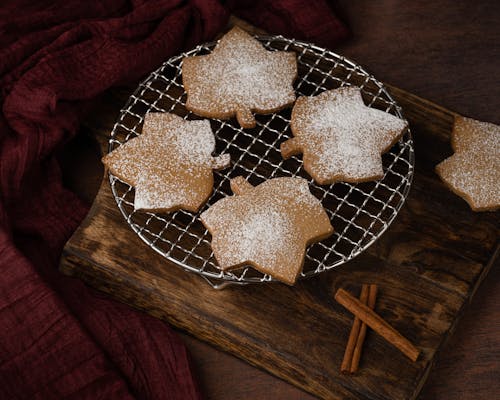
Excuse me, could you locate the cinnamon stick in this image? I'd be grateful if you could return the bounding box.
[350,284,378,373]
[340,284,369,373]
[335,288,420,362]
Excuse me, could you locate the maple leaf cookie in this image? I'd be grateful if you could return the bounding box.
[436,116,499,211]
[280,87,408,185]
[200,176,334,285]
[182,26,297,129]
[102,113,230,212]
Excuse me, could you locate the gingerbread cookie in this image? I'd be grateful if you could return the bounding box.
[182,26,297,129]
[436,116,499,211]
[200,177,334,285]
[102,113,230,212]
[281,87,408,185]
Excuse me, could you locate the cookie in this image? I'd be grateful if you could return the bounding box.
[182,26,297,129]
[281,87,408,185]
[435,116,499,211]
[200,176,334,285]
[102,113,230,212]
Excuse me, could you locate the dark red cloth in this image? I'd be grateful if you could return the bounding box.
[0,1,228,399]
[0,1,347,399]
[226,0,349,48]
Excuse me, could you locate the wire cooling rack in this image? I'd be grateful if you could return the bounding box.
[108,35,414,289]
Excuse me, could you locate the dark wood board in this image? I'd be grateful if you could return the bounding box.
[60,82,499,400]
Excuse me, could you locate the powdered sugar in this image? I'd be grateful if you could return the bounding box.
[200,177,333,284]
[182,27,297,126]
[291,87,408,183]
[436,117,499,211]
[134,173,197,211]
[222,207,293,269]
[143,114,215,167]
[103,113,229,212]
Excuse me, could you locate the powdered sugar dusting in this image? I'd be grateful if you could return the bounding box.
[200,177,333,284]
[134,168,199,211]
[103,113,228,212]
[182,27,297,124]
[219,206,294,270]
[436,117,499,210]
[144,114,215,168]
[292,87,407,182]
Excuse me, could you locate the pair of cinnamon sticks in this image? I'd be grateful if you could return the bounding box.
[339,284,378,373]
[336,285,419,374]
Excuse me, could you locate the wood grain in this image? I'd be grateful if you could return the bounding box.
[60,81,499,400]
[58,3,500,399]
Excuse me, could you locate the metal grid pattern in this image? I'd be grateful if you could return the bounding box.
[108,35,414,288]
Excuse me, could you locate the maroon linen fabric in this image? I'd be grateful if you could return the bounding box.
[0,1,228,399]
[226,0,349,48]
[0,1,348,399]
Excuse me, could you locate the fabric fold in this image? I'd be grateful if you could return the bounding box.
[1,1,228,399]
[0,1,348,398]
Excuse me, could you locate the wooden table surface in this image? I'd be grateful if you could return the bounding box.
[61,1,499,399]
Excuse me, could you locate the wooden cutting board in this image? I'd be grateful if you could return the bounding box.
[60,82,499,400]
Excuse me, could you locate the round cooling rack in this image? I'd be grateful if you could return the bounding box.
[107,35,415,289]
